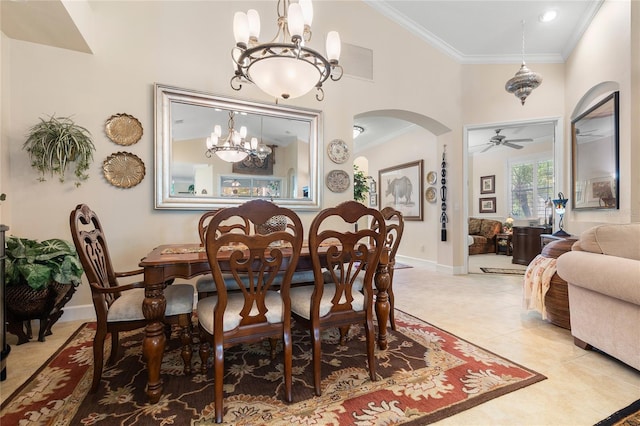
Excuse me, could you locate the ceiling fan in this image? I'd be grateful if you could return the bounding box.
[479,129,533,153]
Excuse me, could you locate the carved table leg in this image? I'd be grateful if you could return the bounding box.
[142,269,167,404]
[374,248,391,350]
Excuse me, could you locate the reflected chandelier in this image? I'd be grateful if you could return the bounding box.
[505,20,542,105]
[230,0,343,101]
[205,111,272,163]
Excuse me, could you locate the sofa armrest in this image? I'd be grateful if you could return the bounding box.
[556,251,640,304]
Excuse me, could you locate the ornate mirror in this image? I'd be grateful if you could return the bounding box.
[154,84,322,210]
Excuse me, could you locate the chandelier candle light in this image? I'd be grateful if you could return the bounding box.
[505,20,542,105]
[205,111,272,163]
[230,0,343,101]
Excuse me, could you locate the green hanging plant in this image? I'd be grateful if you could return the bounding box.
[353,164,369,203]
[23,115,96,187]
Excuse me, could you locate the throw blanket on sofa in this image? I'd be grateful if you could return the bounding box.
[522,255,557,319]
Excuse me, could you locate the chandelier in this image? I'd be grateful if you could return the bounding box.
[230,0,343,101]
[205,112,272,163]
[505,20,542,105]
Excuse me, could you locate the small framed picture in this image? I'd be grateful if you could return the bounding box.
[479,197,496,213]
[480,175,495,194]
[369,193,378,207]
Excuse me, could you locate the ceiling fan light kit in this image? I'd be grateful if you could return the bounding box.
[505,20,542,105]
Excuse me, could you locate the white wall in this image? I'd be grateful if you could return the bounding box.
[1,1,636,315]
[564,0,637,231]
[1,1,463,313]
[359,126,439,263]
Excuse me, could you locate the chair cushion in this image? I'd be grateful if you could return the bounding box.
[197,291,284,334]
[107,284,194,322]
[290,283,365,320]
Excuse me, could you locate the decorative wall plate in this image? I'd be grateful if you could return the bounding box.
[105,113,143,145]
[426,171,438,185]
[326,169,350,193]
[103,151,146,188]
[327,139,349,164]
[425,186,437,203]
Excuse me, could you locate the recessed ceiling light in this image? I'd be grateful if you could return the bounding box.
[353,125,365,139]
[539,10,557,23]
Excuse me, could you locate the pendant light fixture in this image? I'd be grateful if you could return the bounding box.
[505,20,542,105]
[230,0,343,101]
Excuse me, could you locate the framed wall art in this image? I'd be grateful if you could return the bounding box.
[571,91,619,210]
[479,197,497,213]
[378,160,423,221]
[369,192,378,207]
[480,175,495,194]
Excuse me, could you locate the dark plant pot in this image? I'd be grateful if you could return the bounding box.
[5,282,76,345]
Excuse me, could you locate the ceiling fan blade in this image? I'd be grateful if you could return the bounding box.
[480,144,494,153]
[502,141,524,149]
[504,138,533,143]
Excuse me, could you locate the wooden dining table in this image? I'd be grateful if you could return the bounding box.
[138,242,391,403]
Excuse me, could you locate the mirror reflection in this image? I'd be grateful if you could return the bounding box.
[571,91,619,210]
[154,84,322,210]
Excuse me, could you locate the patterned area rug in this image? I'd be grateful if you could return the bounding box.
[480,267,526,275]
[0,310,545,425]
[595,399,640,426]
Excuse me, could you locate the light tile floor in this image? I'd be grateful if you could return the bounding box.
[2,262,639,425]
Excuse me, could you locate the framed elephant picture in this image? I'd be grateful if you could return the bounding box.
[378,160,424,221]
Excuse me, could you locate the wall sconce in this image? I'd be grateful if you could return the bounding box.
[552,192,569,237]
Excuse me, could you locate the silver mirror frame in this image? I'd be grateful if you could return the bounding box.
[154,83,322,211]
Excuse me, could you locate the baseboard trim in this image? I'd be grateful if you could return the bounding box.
[59,304,95,323]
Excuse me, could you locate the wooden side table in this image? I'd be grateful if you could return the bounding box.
[495,233,512,256]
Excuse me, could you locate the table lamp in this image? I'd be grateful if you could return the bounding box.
[552,192,569,237]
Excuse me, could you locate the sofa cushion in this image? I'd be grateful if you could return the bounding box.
[469,217,481,235]
[480,219,501,239]
[573,223,640,260]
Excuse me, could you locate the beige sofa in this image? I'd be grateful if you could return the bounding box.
[556,223,640,371]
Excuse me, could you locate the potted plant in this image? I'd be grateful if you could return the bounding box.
[4,236,84,343]
[353,164,369,203]
[23,115,96,186]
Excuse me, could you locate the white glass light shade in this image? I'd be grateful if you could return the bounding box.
[326,31,341,61]
[299,0,313,26]
[205,137,214,149]
[248,56,321,99]
[287,3,304,39]
[247,9,260,39]
[214,125,222,137]
[216,149,249,163]
[233,12,249,45]
[239,126,247,139]
[250,137,258,150]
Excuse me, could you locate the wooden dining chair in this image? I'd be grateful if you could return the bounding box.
[196,199,303,423]
[289,200,386,396]
[195,210,251,299]
[69,204,194,393]
[373,206,404,330]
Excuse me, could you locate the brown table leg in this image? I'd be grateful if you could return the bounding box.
[374,248,391,350]
[142,269,167,404]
